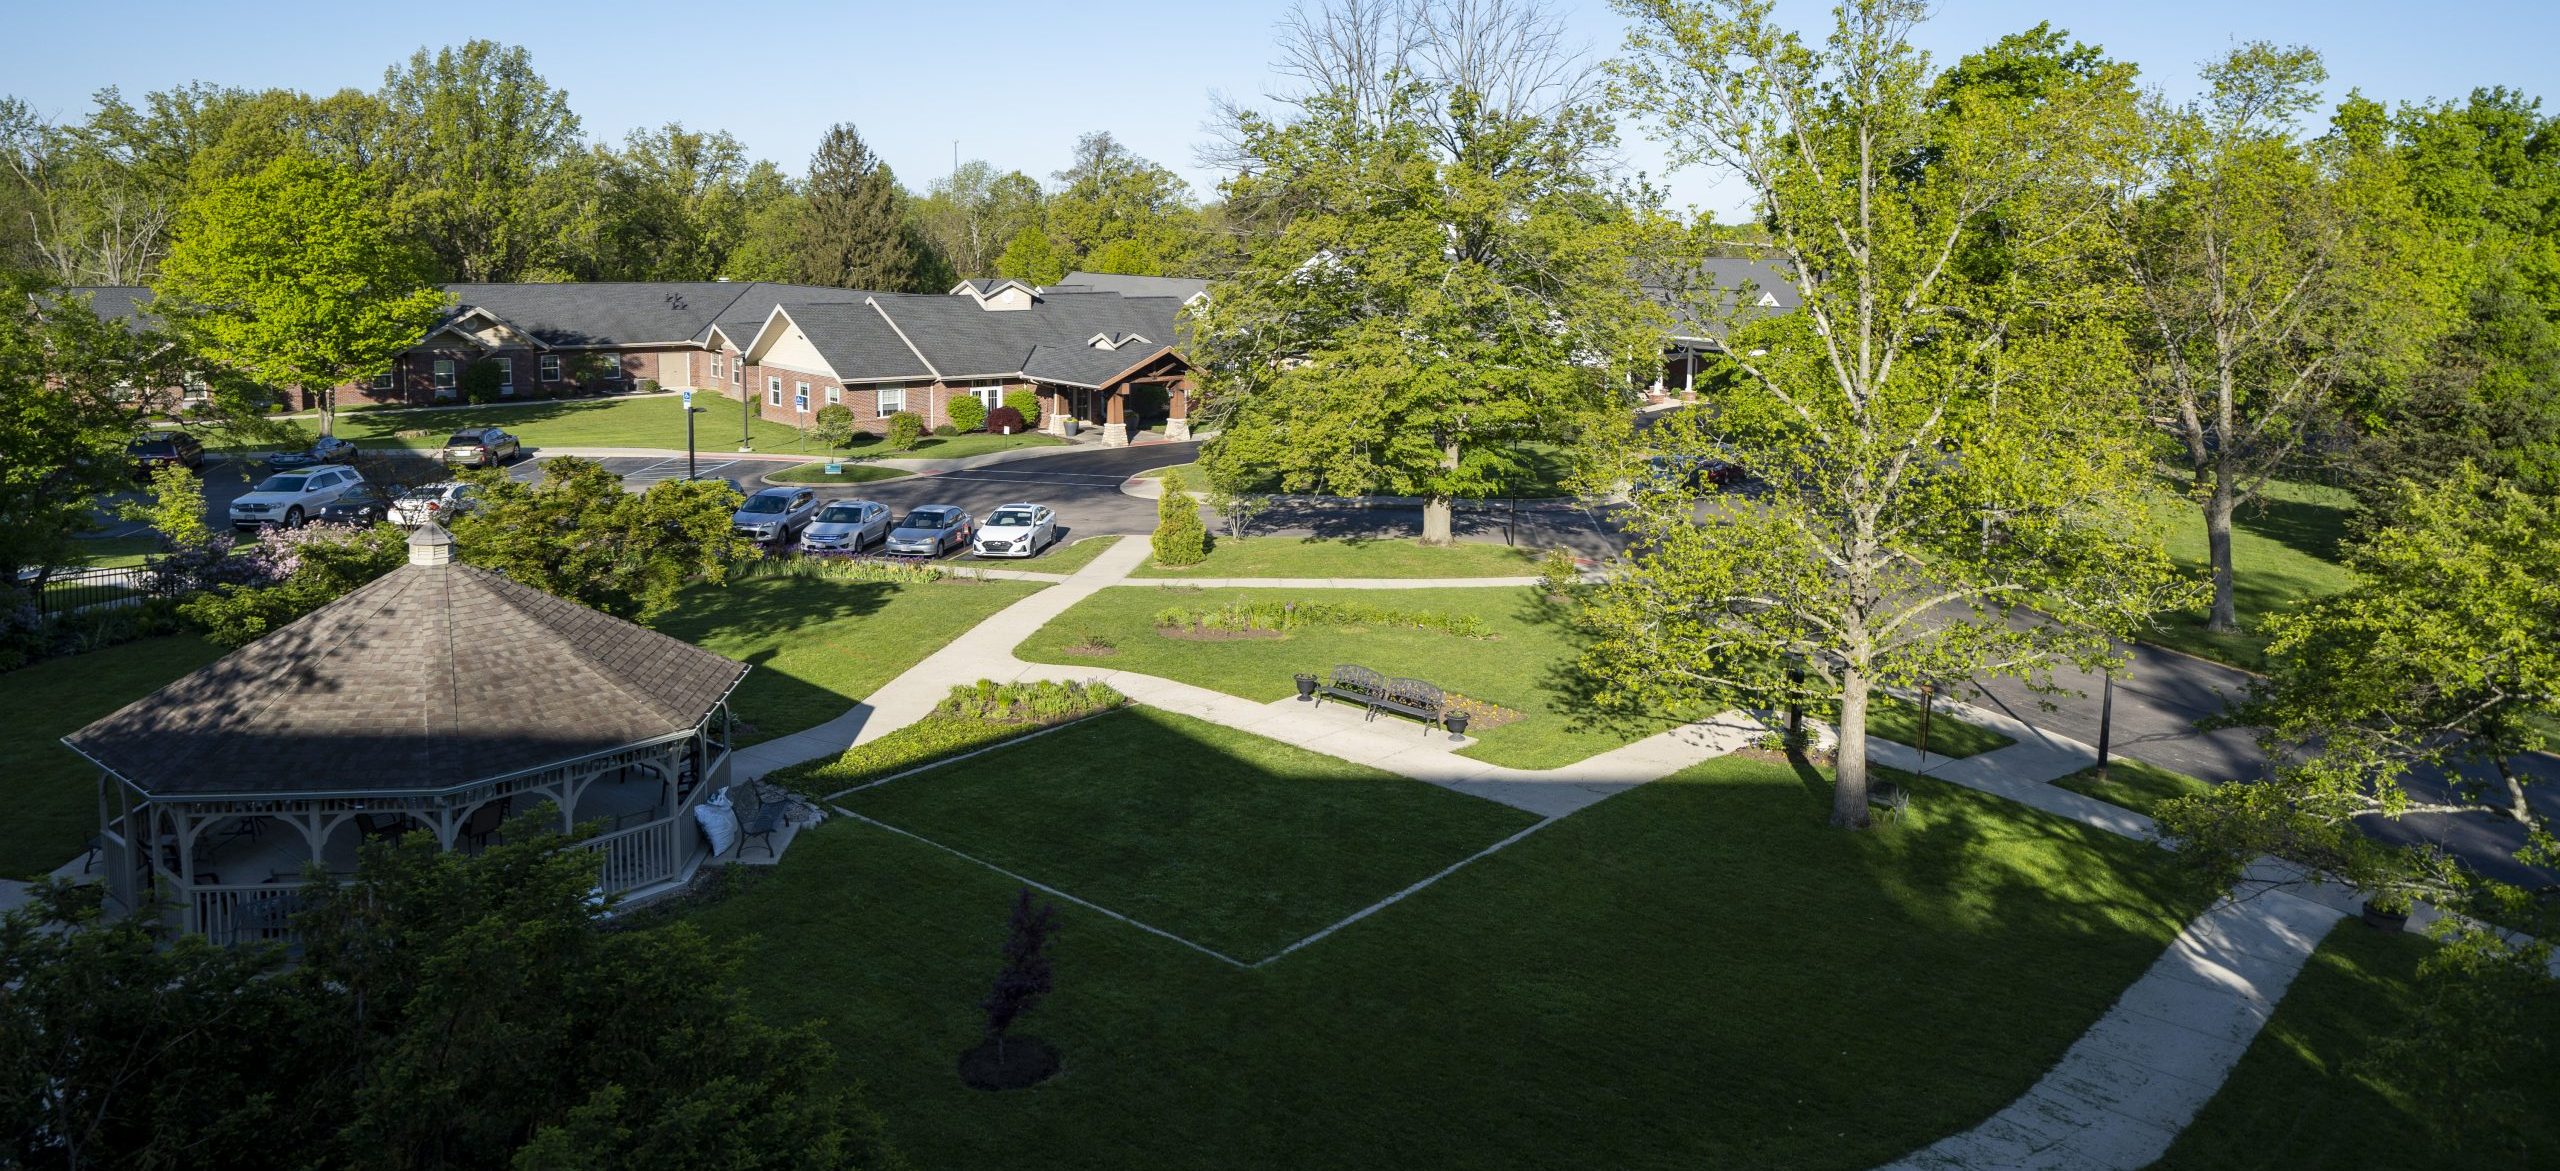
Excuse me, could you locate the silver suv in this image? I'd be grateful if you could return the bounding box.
[731,487,820,544]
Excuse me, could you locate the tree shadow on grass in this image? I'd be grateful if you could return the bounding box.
[2234,489,2353,565]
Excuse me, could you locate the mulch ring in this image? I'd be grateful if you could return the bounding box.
[1154,625,1285,641]
[959,1035,1062,1091]
[1443,694,1524,731]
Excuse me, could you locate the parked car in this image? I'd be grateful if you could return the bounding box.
[1642,453,1747,492]
[314,484,394,526]
[441,427,521,467]
[884,505,975,557]
[390,482,479,526]
[970,502,1057,559]
[266,435,358,471]
[229,465,366,529]
[127,431,205,477]
[799,499,891,554]
[731,486,820,544]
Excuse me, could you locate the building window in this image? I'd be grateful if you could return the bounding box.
[767,377,783,407]
[825,385,841,405]
[876,386,906,417]
[711,354,725,380]
[599,352,622,379]
[794,381,810,412]
[433,360,457,393]
[731,357,742,386]
[496,361,514,394]
[540,354,561,382]
[973,386,1003,411]
[373,370,395,391]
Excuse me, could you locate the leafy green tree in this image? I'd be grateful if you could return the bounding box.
[153,149,448,436]
[2198,467,2558,842]
[0,832,900,1171]
[811,402,859,448]
[0,271,211,584]
[1197,0,1656,544]
[916,161,1046,279]
[995,226,1066,285]
[582,123,799,282]
[375,40,585,281]
[121,460,211,549]
[1046,131,1198,269]
[2112,45,2452,634]
[1151,466,1207,566]
[460,356,506,404]
[796,122,918,291]
[452,457,753,621]
[1603,0,2196,826]
[1003,387,1042,426]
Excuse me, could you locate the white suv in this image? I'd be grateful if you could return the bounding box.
[229,466,367,530]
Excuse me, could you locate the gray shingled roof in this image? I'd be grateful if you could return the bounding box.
[65,557,747,798]
[773,300,936,381]
[1051,271,1211,301]
[1643,258,1801,340]
[57,286,163,330]
[836,290,1185,380]
[1020,342,1176,389]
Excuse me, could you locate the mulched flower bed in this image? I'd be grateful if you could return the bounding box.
[1442,693,1524,731]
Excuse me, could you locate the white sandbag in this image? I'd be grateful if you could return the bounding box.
[693,787,740,856]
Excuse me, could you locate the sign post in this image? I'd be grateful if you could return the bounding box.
[681,390,700,481]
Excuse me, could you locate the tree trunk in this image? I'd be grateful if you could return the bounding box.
[1831,667,1872,829]
[2203,469,2238,634]
[315,385,336,439]
[1420,435,1460,546]
[2494,755,2532,824]
[1421,496,1454,545]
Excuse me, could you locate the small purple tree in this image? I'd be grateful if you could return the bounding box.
[980,886,1058,1061]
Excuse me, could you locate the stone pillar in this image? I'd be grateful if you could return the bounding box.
[1165,381,1191,442]
[1044,388,1071,436]
[1102,388,1128,447]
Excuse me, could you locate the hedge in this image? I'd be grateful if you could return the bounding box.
[768,681,1126,797]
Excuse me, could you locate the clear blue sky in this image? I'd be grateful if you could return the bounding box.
[12,0,2556,219]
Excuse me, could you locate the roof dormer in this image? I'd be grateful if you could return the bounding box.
[1085,332,1152,351]
[950,278,1041,311]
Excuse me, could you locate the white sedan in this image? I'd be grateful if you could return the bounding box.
[229,466,367,530]
[390,482,479,527]
[970,502,1057,559]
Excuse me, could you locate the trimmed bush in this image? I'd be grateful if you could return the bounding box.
[1152,467,1208,567]
[767,681,1126,796]
[460,359,507,405]
[1151,598,1493,638]
[986,406,1028,434]
[948,395,988,432]
[933,423,962,438]
[885,411,926,451]
[1004,387,1041,425]
[811,403,858,448]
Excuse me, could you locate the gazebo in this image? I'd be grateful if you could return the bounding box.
[65,524,749,945]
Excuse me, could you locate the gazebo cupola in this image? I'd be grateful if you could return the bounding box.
[65,524,749,944]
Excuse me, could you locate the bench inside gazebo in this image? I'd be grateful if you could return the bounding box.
[63,524,750,945]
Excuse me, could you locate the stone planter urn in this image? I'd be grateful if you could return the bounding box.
[1294,673,1319,701]
[1445,710,1471,738]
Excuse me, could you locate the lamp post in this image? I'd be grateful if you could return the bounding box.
[682,389,703,481]
[740,380,754,452]
[2096,666,2116,782]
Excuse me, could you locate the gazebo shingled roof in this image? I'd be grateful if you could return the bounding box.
[65,528,747,798]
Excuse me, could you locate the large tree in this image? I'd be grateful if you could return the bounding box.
[452,457,753,621]
[915,160,1046,280]
[153,149,447,435]
[375,40,585,281]
[795,122,918,291]
[581,123,797,282]
[1196,0,1656,543]
[1600,1,2194,827]
[1,831,898,1169]
[2113,45,2450,633]
[1046,131,1200,273]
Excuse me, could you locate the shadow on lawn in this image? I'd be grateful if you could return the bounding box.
[649,575,904,739]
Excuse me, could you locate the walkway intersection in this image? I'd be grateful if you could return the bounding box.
[735,537,2390,1170]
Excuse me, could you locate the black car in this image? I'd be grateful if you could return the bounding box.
[314,484,393,526]
[128,431,205,477]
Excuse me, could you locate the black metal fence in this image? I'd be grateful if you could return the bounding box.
[31,564,154,616]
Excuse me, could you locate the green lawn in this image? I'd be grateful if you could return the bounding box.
[761,461,913,485]
[840,707,1539,959]
[1019,585,1675,769]
[2052,757,2218,816]
[0,635,226,879]
[2146,477,2359,669]
[1129,536,1545,579]
[697,749,2210,1170]
[1010,535,1120,574]
[1865,694,2014,758]
[2158,921,2560,1169]
[68,533,162,568]
[1133,461,1194,480]
[649,575,1045,744]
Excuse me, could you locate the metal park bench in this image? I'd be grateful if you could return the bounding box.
[1314,663,1450,734]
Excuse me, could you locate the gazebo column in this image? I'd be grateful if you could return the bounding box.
[1102,389,1128,447]
[1165,381,1191,442]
